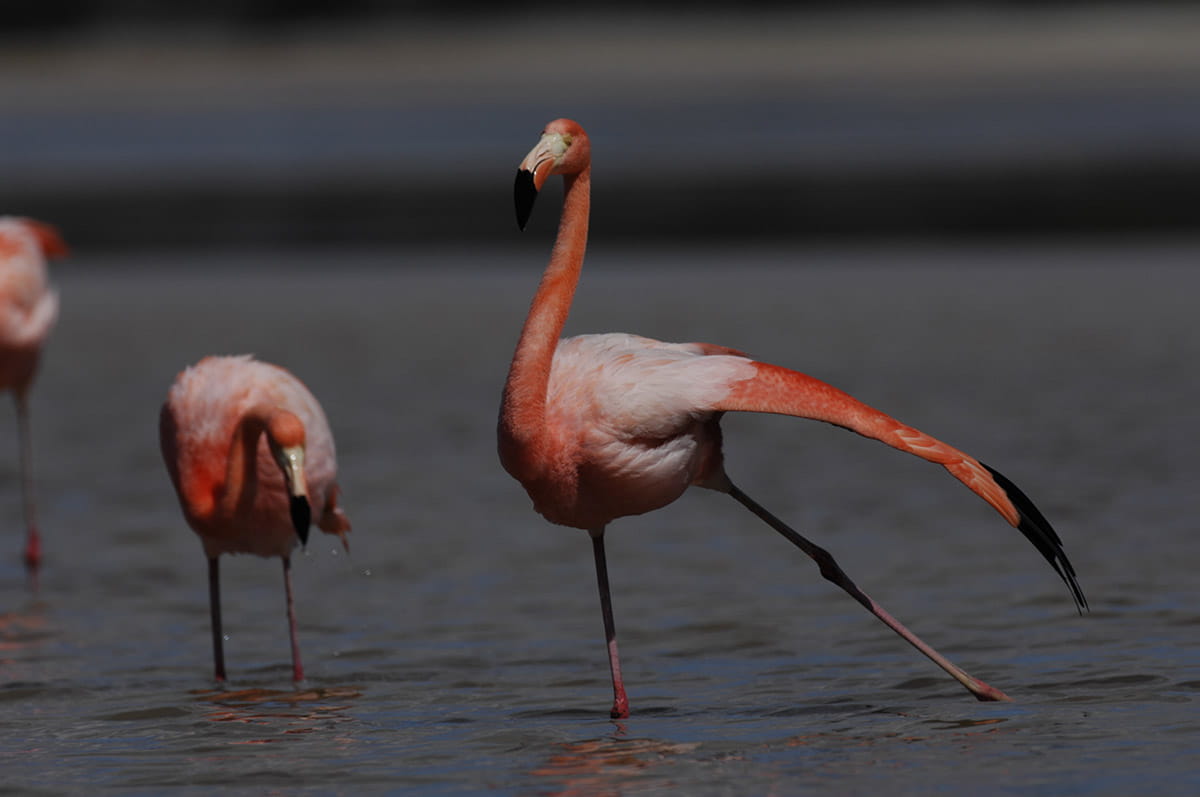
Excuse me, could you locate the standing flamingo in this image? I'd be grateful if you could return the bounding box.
[498,119,1086,718]
[160,355,350,683]
[0,217,67,580]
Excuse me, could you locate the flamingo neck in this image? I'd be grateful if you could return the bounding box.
[500,167,590,465]
[217,408,273,517]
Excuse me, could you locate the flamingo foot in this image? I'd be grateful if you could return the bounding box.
[23,526,41,573]
[969,680,1013,702]
[22,523,41,590]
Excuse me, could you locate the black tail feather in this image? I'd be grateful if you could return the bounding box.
[982,462,1088,614]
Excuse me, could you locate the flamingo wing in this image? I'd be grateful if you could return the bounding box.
[549,334,757,440]
[713,360,1087,612]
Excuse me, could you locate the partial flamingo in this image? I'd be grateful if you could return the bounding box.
[0,217,67,581]
[498,119,1086,718]
[159,355,350,683]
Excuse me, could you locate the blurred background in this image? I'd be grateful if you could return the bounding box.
[3,1,1198,251]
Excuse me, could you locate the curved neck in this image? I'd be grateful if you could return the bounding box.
[500,167,590,455]
[218,408,273,516]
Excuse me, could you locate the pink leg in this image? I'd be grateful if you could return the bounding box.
[15,393,41,581]
[728,483,1012,702]
[208,556,227,682]
[282,556,305,683]
[590,528,630,718]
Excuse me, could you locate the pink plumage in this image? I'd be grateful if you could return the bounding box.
[0,217,66,579]
[499,119,1085,718]
[160,355,350,682]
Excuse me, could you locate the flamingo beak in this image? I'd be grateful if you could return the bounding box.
[275,444,312,546]
[515,132,568,230]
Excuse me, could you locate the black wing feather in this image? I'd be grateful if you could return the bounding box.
[983,462,1088,614]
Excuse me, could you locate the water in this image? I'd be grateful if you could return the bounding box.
[2,243,1198,794]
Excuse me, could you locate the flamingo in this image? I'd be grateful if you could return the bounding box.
[0,217,67,580]
[498,119,1086,718]
[159,355,350,683]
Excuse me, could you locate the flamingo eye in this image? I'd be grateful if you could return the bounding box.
[548,134,570,161]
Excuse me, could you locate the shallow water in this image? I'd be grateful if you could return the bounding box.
[2,243,1198,794]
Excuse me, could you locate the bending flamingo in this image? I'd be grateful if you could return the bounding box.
[0,217,67,579]
[498,119,1086,718]
[160,355,350,682]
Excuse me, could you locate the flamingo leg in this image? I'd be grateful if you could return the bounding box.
[207,556,227,682]
[726,482,1012,702]
[15,393,41,581]
[282,556,305,683]
[590,528,630,718]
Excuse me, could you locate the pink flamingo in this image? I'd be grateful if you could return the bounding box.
[498,119,1086,718]
[0,217,67,579]
[159,355,350,682]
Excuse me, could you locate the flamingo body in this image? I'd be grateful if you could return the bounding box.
[160,355,350,681]
[505,333,755,530]
[0,217,66,576]
[0,220,59,392]
[499,119,1085,717]
[161,355,348,558]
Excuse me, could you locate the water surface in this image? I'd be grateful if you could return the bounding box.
[1,243,1197,794]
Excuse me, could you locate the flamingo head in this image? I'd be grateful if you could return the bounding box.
[514,118,591,230]
[266,411,312,546]
[0,217,69,261]
[23,219,70,258]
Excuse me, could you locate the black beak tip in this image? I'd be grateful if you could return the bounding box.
[514,169,538,231]
[290,495,312,546]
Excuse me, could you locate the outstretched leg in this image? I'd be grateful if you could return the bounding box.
[208,556,227,682]
[15,393,41,581]
[282,556,305,683]
[590,527,630,718]
[727,482,1011,702]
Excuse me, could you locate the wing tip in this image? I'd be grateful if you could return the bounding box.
[982,462,1089,615]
